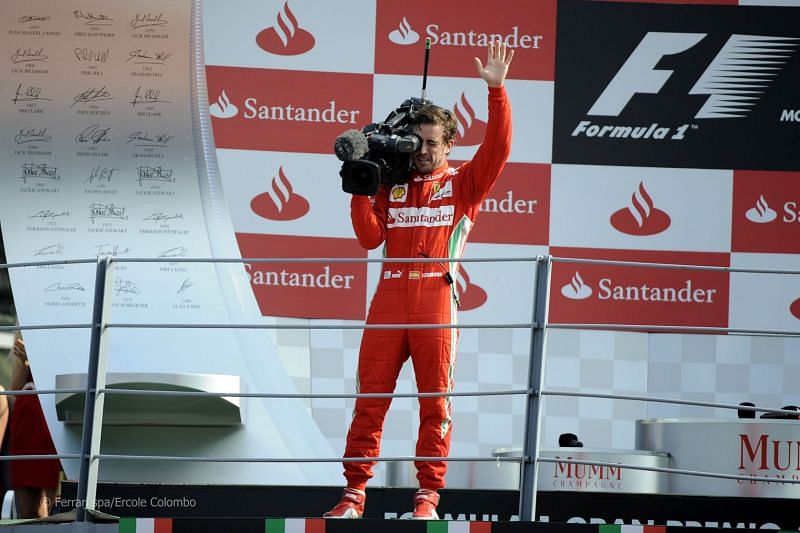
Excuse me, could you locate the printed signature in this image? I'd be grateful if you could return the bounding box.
[177,278,193,295]
[71,86,112,108]
[96,243,131,257]
[12,84,51,104]
[144,211,183,223]
[45,282,85,292]
[30,209,69,220]
[34,244,64,256]
[130,12,168,29]
[130,86,170,107]
[127,130,173,147]
[15,127,51,144]
[73,10,113,26]
[18,15,51,24]
[114,279,141,295]
[84,166,117,184]
[158,246,187,258]
[75,124,111,144]
[126,49,172,64]
[11,47,47,64]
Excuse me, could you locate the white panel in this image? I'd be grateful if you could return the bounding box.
[550,164,733,251]
[457,244,547,327]
[504,79,553,165]
[729,252,800,332]
[203,0,376,73]
[216,148,355,238]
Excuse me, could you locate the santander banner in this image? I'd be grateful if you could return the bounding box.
[469,162,550,245]
[375,0,556,81]
[549,247,730,328]
[732,170,800,254]
[236,233,367,320]
[206,66,373,154]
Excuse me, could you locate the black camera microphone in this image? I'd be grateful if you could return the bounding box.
[334,129,369,162]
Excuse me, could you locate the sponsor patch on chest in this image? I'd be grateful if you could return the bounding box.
[429,180,453,203]
[387,205,455,228]
[389,184,408,203]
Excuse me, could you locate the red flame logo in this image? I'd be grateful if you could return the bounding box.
[790,298,800,320]
[610,182,671,236]
[453,93,487,146]
[456,267,487,311]
[256,2,315,56]
[250,166,310,221]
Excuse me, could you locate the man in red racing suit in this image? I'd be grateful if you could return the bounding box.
[325,41,514,520]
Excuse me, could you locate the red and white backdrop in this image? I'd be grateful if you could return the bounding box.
[204,0,800,478]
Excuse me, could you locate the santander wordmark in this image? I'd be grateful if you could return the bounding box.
[562,274,717,304]
[245,264,354,290]
[242,98,359,124]
[596,278,716,304]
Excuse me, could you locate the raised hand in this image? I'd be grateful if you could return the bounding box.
[474,40,514,88]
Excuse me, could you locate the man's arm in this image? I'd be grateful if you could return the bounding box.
[460,41,514,205]
[350,188,389,250]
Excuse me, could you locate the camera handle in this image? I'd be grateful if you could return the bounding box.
[421,37,432,102]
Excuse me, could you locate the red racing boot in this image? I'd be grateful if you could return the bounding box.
[410,489,440,520]
[323,488,365,519]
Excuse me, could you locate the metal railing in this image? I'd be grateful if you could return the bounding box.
[2,254,799,522]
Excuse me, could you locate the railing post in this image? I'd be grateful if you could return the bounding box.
[76,257,113,522]
[519,256,552,521]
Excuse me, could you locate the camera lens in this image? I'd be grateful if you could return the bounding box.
[350,164,376,187]
[341,160,381,196]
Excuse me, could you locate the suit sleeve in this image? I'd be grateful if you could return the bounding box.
[459,86,512,205]
[350,187,389,250]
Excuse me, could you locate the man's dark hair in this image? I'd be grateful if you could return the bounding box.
[412,105,458,144]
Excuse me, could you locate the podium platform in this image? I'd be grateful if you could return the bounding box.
[57,482,800,530]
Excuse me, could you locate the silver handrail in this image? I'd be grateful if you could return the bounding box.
[3,252,798,522]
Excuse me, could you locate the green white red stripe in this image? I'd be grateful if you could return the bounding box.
[427,521,492,533]
[118,518,172,533]
[600,526,667,533]
[265,518,326,533]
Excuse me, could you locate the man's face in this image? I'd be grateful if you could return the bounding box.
[413,123,453,174]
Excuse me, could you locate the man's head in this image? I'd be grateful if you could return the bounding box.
[411,105,457,174]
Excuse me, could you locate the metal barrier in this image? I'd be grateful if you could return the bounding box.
[2,254,799,523]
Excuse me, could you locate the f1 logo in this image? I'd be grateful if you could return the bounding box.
[589,32,705,116]
[589,32,799,119]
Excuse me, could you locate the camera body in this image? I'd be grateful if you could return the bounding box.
[340,97,430,196]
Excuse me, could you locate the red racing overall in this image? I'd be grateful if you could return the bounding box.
[344,86,512,491]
